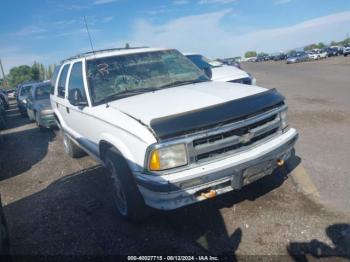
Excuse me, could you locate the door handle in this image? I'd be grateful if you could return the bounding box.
[66,107,70,114]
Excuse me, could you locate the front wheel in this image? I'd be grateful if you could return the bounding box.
[104,148,151,222]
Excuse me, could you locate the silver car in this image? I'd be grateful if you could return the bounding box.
[26,81,56,131]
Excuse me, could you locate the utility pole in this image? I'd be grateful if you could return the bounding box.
[0,59,8,88]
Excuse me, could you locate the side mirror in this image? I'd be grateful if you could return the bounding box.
[203,67,212,80]
[69,89,87,108]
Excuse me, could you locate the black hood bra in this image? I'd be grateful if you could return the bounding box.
[150,88,285,140]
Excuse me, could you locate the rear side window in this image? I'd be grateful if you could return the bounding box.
[57,64,70,98]
[67,62,87,104]
[51,66,61,95]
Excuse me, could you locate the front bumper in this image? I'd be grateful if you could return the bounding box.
[38,114,56,128]
[136,128,298,210]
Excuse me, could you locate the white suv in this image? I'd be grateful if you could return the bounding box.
[50,47,298,221]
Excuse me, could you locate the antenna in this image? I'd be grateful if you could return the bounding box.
[84,16,95,56]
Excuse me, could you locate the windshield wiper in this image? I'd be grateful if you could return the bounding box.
[97,87,159,104]
[159,79,207,89]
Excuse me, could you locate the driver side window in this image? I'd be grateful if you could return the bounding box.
[68,62,87,105]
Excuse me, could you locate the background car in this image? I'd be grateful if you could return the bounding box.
[286,51,309,64]
[343,45,350,56]
[185,53,256,85]
[26,81,56,131]
[272,53,287,61]
[255,53,270,62]
[0,99,6,130]
[0,90,9,110]
[325,47,339,57]
[6,89,16,99]
[16,83,35,116]
[0,194,10,255]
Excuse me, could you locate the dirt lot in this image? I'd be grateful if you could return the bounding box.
[243,56,350,213]
[0,58,350,259]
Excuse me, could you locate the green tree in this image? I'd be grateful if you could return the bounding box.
[317,42,326,49]
[39,63,46,80]
[32,61,40,81]
[46,64,56,79]
[304,43,318,51]
[7,65,34,86]
[343,38,350,45]
[244,51,257,58]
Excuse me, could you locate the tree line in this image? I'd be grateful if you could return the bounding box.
[244,37,350,58]
[0,62,56,89]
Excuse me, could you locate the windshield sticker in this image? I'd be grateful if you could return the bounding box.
[97,63,109,76]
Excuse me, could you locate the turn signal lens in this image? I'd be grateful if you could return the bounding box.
[149,150,161,171]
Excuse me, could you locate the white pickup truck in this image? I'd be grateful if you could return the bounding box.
[50,47,298,221]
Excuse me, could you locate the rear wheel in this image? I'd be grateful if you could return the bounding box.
[104,148,151,222]
[62,132,86,158]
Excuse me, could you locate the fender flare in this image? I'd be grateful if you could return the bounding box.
[99,133,140,172]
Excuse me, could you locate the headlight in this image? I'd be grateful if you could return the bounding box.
[148,143,188,171]
[280,110,288,130]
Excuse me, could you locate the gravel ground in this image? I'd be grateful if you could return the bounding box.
[0,84,349,259]
[243,56,350,213]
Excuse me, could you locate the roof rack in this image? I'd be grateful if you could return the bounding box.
[61,46,149,63]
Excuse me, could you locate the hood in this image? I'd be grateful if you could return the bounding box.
[108,81,267,127]
[211,65,249,82]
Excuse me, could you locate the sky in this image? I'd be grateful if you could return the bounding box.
[1,0,350,74]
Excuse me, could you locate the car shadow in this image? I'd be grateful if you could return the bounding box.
[0,127,55,181]
[0,99,56,181]
[3,101,32,130]
[3,151,301,257]
[287,223,350,261]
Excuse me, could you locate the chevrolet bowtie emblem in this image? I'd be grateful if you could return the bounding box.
[242,133,252,144]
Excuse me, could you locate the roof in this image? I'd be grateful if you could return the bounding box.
[32,80,51,88]
[61,47,171,64]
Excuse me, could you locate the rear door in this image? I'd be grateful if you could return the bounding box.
[53,63,71,132]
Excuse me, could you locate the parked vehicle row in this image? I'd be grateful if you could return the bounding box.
[246,45,349,64]
[50,47,298,221]
[14,81,57,131]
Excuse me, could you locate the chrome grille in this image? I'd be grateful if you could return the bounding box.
[192,113,281,162]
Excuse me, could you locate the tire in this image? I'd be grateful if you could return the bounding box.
[0,197,10,255]
[62,131,86,158]
[104,148,151,222]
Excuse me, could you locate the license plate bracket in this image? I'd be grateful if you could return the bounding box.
[242,160,274,186]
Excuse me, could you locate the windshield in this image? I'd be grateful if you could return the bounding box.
[185,54,211,70]
[87,50,208,105]
[35,84,51,100]
[20,86,32,96]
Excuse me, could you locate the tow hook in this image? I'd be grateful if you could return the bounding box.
[201,189,217,199]
[277,159,285,166]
